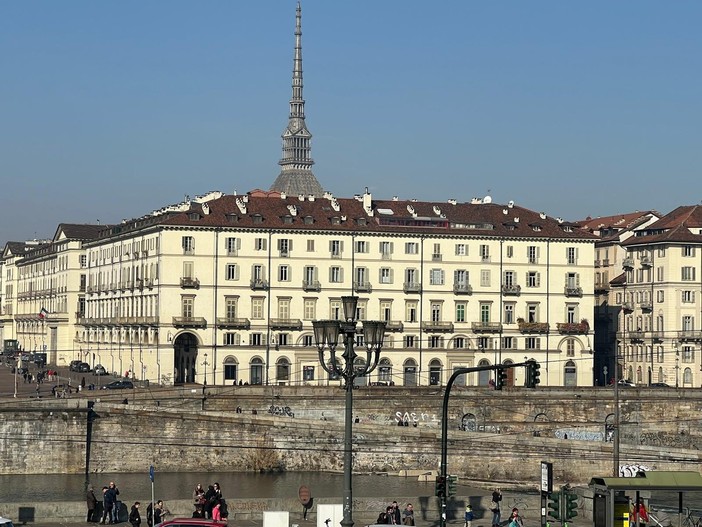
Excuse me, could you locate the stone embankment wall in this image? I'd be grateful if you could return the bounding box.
[1,386,702,485]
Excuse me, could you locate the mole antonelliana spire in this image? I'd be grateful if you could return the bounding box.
[269,1,324,197]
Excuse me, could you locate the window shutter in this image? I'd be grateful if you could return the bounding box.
[378,269,383,282]
[237,238,241,250]
[537,247,540,258]
[329,240,333,252]
[390,269,394,283]
[313,266,318,281]
[340,267,345,282]
[340,241,344,252]
[262,239,267,251]
[440,270,445,284]
[390,242,394,254]
[329,267,334,282]
[289,239,293,252]
[576,273,580,286]
[277,239,282,250]
[537,273,541,287]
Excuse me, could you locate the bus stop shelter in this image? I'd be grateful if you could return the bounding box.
[589,471,702,527]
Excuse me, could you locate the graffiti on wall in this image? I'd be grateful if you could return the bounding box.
[268,405,295,418]
[555,429,604,441]
[394,411,439,424]
[619,464,652,477]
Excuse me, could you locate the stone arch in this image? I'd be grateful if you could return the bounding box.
[173,332,200,384]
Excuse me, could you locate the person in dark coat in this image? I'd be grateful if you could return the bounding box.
[129,502,141,527]
[100,487,113,525]
[86,485,98,523]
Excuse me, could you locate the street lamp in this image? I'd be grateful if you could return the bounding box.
[312,296,386,527]
[675,352,680,388]
[202,353,209,386]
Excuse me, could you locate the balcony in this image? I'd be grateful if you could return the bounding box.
[651,331,664,342]
[217,317,251,329]
[641,255,653,267]
[422,321,454,333]
[270,318,303,331]
[453,283,473,295]
[403,282,422,294]
[557,321,590,335]
[432,253,442,262]
[501,284,521,296]
[180,277,200,289]
[594,282,610,293]
[602,259,610,266]
[679,330,702,342]
[629,330,646,342]
[564,286,583,297]
[384,321,404,332]
[640,302,653,313]
[622,302,634,313]
[172,316,207,328]
[518,321,550,334]
[354,281,373,293]
[250,279,269,291]
[144,278,154,288]
[302,280,322,292]
[471,322,502,333]
[594,260,601,268]
[86,285,96,293]
[622,257,634,269]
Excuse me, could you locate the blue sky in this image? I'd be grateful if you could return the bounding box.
[1,1,701,245]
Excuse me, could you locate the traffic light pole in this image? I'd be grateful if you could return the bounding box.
[439,362,533,527]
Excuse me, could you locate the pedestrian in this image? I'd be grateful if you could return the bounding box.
[391,502,401,525]
[204,485,216,518]
[108,481,121,524]
[100,486,112,525]
[211,500,222,521]
[508,508,524,527]
[86,485,98,523]
[465,505,474,527]
[192,505,205,519]
[490,488,502,527]
[129,503,141,527]
[402,504,415,526]
[633,498,648,527]
[193,483,205,505]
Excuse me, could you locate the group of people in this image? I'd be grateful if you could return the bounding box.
[192,482,229,521]
[85,481,169,527]
[488,488,524,527]
[376,501,415,525]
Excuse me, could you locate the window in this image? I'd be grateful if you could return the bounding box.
[303,366,315,381]
[330,240,343,257]
[502,337,514,349]
[455,302,466,322]
[251,298,264,319]
[80,255,87,268]
[380,300,392,321]
[683,246,696,257]
[307,239,315,252]
[455,244,467,256]
[379,241,393,258]
[527,271,540,287]
[527,246,538,264]
[566,247,578,265]
[255,238,267,251]
[566,339,575,357]
[525,337,540,350]
[182,236,195,254]
[355,267,369,285]
[277,333,289,346]
[225,297,238,319]
[428,336,444,348]
[567,305,577,323]
[304,299,316,320]
[682,316,694,331]
[250,358,264,385]
[406,301,418,322]
[252,264,264,281]
[224,333,239,346]
[303,266,318,286]
[278,298,291,319]
[566,272,578,288]
[432,243,442,260]
[330,266,343,283]
[480,303,491,324]
[379,267,393,284]
[278,239,292,256]
[302,335,314,347]
[453,337,465,349]
[504,304,515,324]
[278,265,290,282]
[404,335,417,348]
[480,245,490,262]
[527,304,538,323]
[224,361,237,380]
[355,240,369,253]
[503,270,516,286]
[250,333,263,346]
[454,269,468,286]
[276,359,290,381]
[480,270,490,287]
[405,242,419,255]
[682,267,696,281]
[181,296,194,318]
[355,300,367,321]
[682,345,694,363]
[330,300,341,320]
[226,237,239,256]
[226,264,239,281]
[430,269,445,285]
[682,291,695,303]
[405,268,419,285]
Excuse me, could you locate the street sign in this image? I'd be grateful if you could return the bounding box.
[149,465,154,482]
[540,461,553,494]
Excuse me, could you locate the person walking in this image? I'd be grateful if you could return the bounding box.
[86,485,98,523]
[464,505,474,527]
[490,488,502,527]
[100,486,113,525]
[129,503,141,527]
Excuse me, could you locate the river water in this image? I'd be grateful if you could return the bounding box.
[0,471,475,503]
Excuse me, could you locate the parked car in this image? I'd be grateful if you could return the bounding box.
[69,360,83,372]
[618,379,636,387]
[650,382,670,388]
[102,380,134,390]
[78,362,91,373]
[94,364,108,376]
[0,516,16,527]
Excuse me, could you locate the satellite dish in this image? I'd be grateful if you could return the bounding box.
[483,195,492,204]
[508,200,514,208]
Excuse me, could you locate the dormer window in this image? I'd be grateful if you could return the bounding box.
[253,214,263,224]
[532,224,542,232]
[303,215,314,225]
[563,225,573,232]
[282,215,293,224]
[189,213,200,221]
[331,216,341,225]
[226,214,239,223]
[356,218,367,226]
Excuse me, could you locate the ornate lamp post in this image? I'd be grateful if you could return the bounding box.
[313,296,386,527]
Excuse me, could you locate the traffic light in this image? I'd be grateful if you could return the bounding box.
[547,490,562,520]
[435,475,446,498]
[447,475,457,497]
[525,360,541,388]
[495,367,508,390]
[565,491,578,519]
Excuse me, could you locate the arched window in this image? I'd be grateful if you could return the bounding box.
[276,357,290,383]
[684,367,693,386]
[564,360,577,387]
[657,367,663,384]
[353,357,367,387]
[429,359,442,386]
[250,357,264,385]
[378,358,392,384]
[223,356,238,383]
[636,366,643,383]
[477,358,491,386]
[627,366,633,382]
[403,359,417,387]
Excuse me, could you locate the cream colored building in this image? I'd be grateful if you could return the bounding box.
[55,188,598,387]
[613,206,702,387]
